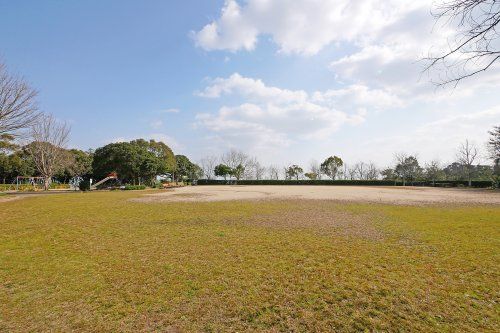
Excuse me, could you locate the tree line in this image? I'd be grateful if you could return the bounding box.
[200,131,499,186]
[0,134,201,189]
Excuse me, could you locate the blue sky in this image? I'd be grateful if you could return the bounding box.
[1,0,499,168]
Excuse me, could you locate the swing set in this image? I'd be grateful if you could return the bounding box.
[14,176,46,191]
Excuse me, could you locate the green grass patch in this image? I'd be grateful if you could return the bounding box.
[0,191,499,331]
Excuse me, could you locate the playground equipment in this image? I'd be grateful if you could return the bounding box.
[15,176,46,191]
[69,176,83,190]
[90,172,118,190]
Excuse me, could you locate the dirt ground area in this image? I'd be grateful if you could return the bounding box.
[0,195,22,203]
[134,185,500,205]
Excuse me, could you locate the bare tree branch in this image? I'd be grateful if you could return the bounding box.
[424,0,500,86]
[0,62,40,135]
[199,155,218,180]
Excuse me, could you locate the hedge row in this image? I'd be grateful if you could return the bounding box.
[197,179,494,188]
[0,183,71,191]
[123,185,147,190]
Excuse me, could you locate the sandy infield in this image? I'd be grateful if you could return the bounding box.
[134,185,500,205]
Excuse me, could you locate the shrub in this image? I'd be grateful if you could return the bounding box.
[0,184,39,191]
[79,179,91,191]
[124,185,147,190]
[49,183,71,190]
[0,184,15,191]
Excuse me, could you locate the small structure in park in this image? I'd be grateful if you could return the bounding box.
[90,172,118,190]
[15,176,46,191]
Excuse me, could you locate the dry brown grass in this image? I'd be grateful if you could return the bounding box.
[238,200,385,240]
[1,190,499,332]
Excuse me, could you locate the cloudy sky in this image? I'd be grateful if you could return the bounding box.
[1,0,498,167]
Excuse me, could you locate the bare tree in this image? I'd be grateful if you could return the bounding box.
[221,149,249,169]
[268,165,280,180]
[26,114,70,190]
[309,159,322,180]
[243,156,261,180]
[347,164,357,180]
[199,155,218,180]
[425,0,500,86]
[254,161,266,180]
[365,162,379,180]
[456,139,479,186]
[339,163,349,180]
[354,162,367,180]
[0,62,40,135]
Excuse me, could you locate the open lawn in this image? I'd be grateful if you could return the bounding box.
[1,189,499,332]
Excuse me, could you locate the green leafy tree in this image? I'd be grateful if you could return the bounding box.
[381,168,397,182]
[214,164,232,180]
[232,163,245,181]
[320,156,343,180]
[304,172,317,180]
[0,134,18,153]
[488,125,500,160]
[131,139,176,176]
[0,153,10,183]
[444,162,466,181]
[140,154,162,185]
[174,155,200,181]
[153,141,176,174]
[189,163,203,180]
[93,142,141,184]
[0,134,34,183]
[488,126,500,186]
[55,149,93,182]
[424,160,444,185]
[394,154,422,186]
[93,139,175,185]
[285,165,303,180]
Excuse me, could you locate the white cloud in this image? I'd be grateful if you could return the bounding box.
[197,73,308,104]
[196,73,402,151]
[194,0,500,98]
[312,84,404,111]
[192,0,258,52]
[193,0,426,55]
[328,5,500,98]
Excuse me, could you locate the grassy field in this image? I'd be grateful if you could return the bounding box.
[1,191,499,332]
